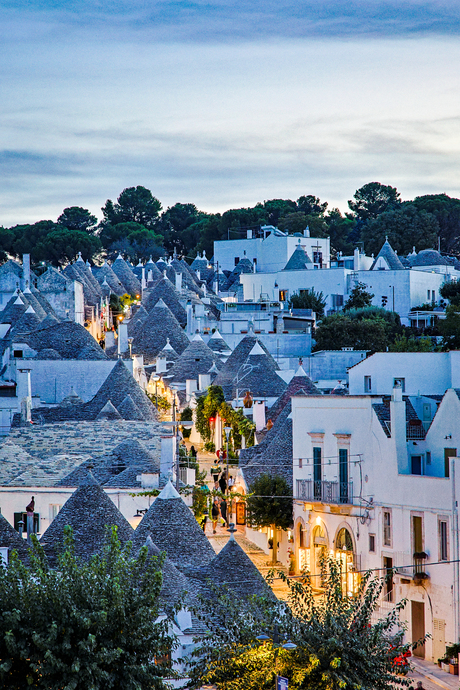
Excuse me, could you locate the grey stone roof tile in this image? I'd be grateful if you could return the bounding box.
[111,256,142,295]
[212,335,279,399]
[133,482,215,572]
[268,366,320,423]
[131,299,189,364]
[371,239,405,270]
[92,262,126,296]
[283,243,312,270]
[164,335,222,385]
[143,277,187,327]
[40,471,134,565]
[410,249,450,267]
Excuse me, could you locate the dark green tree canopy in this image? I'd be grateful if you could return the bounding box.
[326,208,357,256]
[297,194,328,216]
[348,182,401,222]
[412,193,460,252]
[57,206,98,234]
[343,282,374,311]
[246,473,292,531]
[440,280,460,305]
[8,221,101,267]
[362,203,438,256]
[102,186,162,230]
[289,288,326,318]
[314,308,402,352]
[0,527,175,689]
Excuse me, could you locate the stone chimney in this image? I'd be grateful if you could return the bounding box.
[390,383,407,472]
[22,254,30,290]
[175,272,183,293]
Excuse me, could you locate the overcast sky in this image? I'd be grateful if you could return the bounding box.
[1,1,460,225]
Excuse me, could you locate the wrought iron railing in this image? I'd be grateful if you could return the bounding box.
[296,479,354,505]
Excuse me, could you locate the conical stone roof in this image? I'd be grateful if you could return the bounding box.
[207,329,232,355]
[212,335,278,399]
[131,299,189,364]
[0,512,29,563]
[133,481,215,572]
[231,345,287,398]
[0,293,28,326]
[20,321,107,360]
[143,277,187,326]
[111,255,142,295]
[96,400,122,420]
[118,394,142,420]
[40,471,134,566]
[196,533,275,600]
[268,365,320,423]
[87,360,157,421]
[371,239,405,271]
[92,262,126,296]
[127,304,149,338]
[283,242,312,270]
[164,334,222,385]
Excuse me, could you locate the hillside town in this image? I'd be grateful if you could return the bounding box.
[1,197,460,688]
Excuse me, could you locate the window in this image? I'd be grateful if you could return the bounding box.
[339,449,349,503]
[439,520,448,561]
[369,534,376,552]
[299,458,303,468]
[13,350,23,359]
[444,448,456,478]
[383,556,394,601]
[426,451,431,465]
[383,510,392,546]
[313,251,323,265]
[313,447,322,499]
[279,290,288,302]
[412,515,423,554]
[394,377,405,392]
[411,455,422,475]
[234,257,239,266]
[364,376,372,393]
[14,512,39,535]
[427,289,430,301]
[49,504,61,521]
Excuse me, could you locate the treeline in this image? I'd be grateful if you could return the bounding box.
[1,182,460,268]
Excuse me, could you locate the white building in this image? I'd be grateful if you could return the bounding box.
[348,351,460,397]
[214,226,331,274]
[291,386,460,661]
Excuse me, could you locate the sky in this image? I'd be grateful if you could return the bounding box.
[1,1,460,226]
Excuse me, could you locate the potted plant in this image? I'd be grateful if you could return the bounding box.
[446,643,460,675]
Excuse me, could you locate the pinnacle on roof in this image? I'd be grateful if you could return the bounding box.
[248,342,265,356]
[14,296,23,305]
[370,239,405,271]
[283,243,312,271]
[133,486,216,572]
[40,470,134,565]
[157,479,180,499]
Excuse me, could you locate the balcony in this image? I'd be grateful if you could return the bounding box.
[394,551,430,582]
[296,479,354,505]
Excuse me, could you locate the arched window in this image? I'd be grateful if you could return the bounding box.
[313,524,328,588]
[335,527,357,596]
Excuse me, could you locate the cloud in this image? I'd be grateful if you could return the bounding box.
[2,1,460,42]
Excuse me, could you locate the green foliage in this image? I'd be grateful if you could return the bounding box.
[0,526,175,689]
[246,473,292,531]
[187,557,412,690]
[102,186,162,230]
[439,304,460,350]
[192,485,210,525]
[180,406,194,421]
[325,208,357,256]
[57,206,98,233]
[195,386,225,442]
[296,194,328,216]
[343,282,374,311]
[348,181,401,222]
[411,193,460,253]
[314,308,402,353]
[440,280,460,305]
[389,335,434,352]
[361,203,438,256]
[289,289,326,318]
[8,220,102,266]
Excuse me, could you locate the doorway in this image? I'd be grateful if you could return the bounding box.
[411,601,425,658]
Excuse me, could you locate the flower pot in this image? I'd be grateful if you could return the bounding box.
[441,662,450,672]
[449,663,458,675]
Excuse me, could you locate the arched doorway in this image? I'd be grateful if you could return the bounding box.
[335,527,357,596]
[312,523,328,589]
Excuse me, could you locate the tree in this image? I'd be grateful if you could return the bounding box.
[361,204,438,256]
[57,206,97,234]
[389,334,434,352]
[411,193,460,253]
[313,308,402,352]
[343,282,374,310]
[0,526,175,689]
[9,221,101,266]
[156,203,205,255]
[348,182,401,223]
[289,289,326,318]
[296,194,328,216]
[0,227,14,263]
[439,304,460,350]
[101,186,162,230]
[246,474,292,564]
[325,208,356,256]
[187,557,413,690]
[278,213,328,237]
[440,280,460,305]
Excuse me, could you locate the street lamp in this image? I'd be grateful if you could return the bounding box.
[256,623,297,690]
[224,426,232,520]
[161,388,193,491]
[152,374,160,409]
